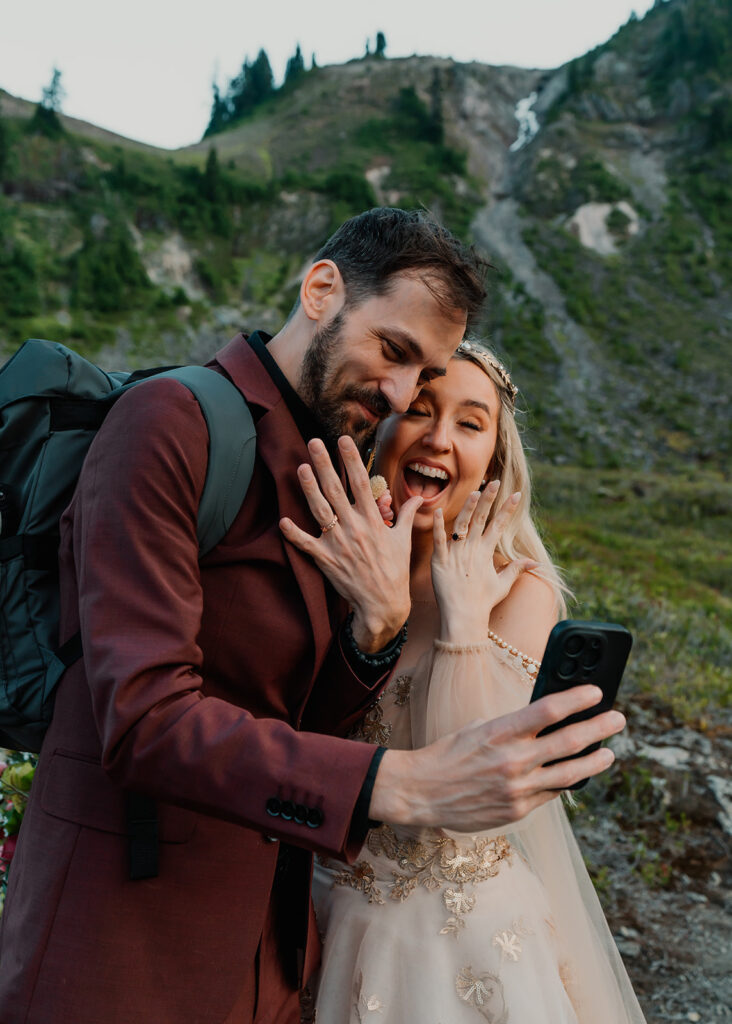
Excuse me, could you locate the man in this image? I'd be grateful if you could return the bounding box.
[0,209,623,1023]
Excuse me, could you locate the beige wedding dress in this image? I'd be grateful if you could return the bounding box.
[309,636,647,1024]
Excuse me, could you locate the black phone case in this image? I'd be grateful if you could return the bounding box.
[530,619,633,789]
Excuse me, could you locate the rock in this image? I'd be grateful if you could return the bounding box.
[637,744,691,770]
[565,201,639,256]
[616,937,641,958]
[706,776,732,836]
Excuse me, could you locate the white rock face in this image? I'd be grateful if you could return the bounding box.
[141,233,204,300]
[567,200,639,255]
[707,775,732,836]
[365,165,397,206]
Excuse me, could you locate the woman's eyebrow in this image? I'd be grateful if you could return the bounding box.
[460,400,493,416]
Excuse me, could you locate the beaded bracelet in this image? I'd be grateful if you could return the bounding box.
[343,611,408,669]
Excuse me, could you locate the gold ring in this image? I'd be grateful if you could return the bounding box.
[321,515,339,534]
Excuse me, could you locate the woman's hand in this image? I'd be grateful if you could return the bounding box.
[279,436,422,652]
[431,480,538,644]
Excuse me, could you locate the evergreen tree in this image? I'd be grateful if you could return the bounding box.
[202,147,224,204]
[30,67,65,138]
[375,32,387,58]
[42,68,65,112]
[284,44,305,86]
[204,83,229,138]
[248,49,275,106]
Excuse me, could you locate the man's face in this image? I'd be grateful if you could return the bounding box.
[298,273,466,446]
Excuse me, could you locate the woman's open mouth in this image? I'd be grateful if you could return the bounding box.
[402,461,450,500]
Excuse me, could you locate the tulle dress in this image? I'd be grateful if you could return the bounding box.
[308,633,647,1024]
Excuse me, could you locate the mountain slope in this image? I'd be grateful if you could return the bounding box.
[0,0,729,470]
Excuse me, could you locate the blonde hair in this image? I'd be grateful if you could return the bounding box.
[455,342,571,617]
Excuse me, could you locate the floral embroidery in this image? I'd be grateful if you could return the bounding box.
[456,966,509,1022]
[492,920,533,962]
[445,887,476,916]
[390,673,412,706]
[330,860,385,905]
[349,703,392,746]
[331,827,511,936]
[353,970,386,1020]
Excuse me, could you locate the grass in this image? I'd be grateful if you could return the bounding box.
[533,463,731,723]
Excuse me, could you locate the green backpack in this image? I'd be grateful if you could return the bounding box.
[0,338,256,754]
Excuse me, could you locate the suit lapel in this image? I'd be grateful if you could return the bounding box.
[214,336,333,672]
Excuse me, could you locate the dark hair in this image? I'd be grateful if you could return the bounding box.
[314,207,488,326]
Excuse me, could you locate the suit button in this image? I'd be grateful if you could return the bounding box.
[294,803,307,825]
[266,798,281,817]
[280,800,295,821]
[306,808,324,829]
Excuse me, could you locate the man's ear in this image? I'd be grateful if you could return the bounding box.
[300,259,345,322]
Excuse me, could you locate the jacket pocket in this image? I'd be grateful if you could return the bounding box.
[40,749,196,843]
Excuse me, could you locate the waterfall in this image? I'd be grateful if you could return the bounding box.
[509,92,539,152]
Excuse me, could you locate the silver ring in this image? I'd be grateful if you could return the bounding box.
[321,515,339,534]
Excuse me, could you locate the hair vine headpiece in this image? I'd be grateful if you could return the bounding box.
[457,341,518,407]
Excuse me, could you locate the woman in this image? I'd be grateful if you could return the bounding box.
[306,341,646,1023]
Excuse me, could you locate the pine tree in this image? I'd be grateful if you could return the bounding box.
[41,68,65,112]
[248,49,275,106]
[284,44,305,86]
[204,83,230,138]
[30,67,65,138]
[375,32,387,58]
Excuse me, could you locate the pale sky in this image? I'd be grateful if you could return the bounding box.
[1,0,656,150]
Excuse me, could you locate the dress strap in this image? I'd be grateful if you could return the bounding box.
[486,629,541,678]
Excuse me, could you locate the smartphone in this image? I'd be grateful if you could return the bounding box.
[530,619,633,789]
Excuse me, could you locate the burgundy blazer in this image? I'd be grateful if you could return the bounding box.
[0,336,386,1024]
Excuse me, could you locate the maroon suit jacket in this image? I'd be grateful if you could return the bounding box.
[0,336,386,1024]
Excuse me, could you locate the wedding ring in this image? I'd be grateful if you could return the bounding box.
[452,532,467,541]
[321,515,339,534]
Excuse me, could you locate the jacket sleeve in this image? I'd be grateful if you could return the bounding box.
[66,377,376,861]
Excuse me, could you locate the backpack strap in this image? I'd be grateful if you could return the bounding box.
[137,366,257,557]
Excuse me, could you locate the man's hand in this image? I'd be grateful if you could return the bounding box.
[369,685,625,831]
[279,436,422,652]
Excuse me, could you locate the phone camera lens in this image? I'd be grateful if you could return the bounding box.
[558,657,577,680]
[581,648,602,670]
[564,634,584,656]
[590,637,601,650]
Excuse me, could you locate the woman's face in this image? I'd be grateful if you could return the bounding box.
[375,357,501,533]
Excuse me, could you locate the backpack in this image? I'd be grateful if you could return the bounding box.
[0,338,257,754]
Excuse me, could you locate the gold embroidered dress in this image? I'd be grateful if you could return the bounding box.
[310,636,647,1024]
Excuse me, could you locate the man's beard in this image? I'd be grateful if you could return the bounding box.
[298,311,391,447]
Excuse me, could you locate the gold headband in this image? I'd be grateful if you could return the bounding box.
[457,341,518,406]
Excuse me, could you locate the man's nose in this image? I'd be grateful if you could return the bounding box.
[379,370,421,414]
